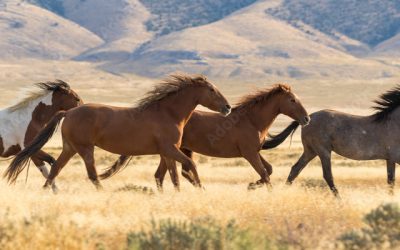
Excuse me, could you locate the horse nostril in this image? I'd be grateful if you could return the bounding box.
[226,105,231,110]
[305,116,310,123]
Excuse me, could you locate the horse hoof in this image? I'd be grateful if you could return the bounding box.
[247,182,263,190]
[51,185,59,194]
[388,186,395,196]
[332,190,341,199]
[194,183,203,189]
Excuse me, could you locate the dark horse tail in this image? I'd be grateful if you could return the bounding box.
[4,111,66,183]
[99,155,132,180]
[262,121,300,150]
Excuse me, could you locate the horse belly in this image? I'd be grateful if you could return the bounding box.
[183,131,240,158]
[332,138,382,161]
[96,131,158,156]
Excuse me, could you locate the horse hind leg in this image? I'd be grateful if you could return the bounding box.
[387,160,396,195]
[44,143,76,191]
[76,145,102,190]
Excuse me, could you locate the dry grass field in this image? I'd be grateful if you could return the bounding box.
[0,61,399,249]
[0,146,399,249]
[2,0,400,247]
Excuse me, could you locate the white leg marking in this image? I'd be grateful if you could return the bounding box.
[37,164,49,178]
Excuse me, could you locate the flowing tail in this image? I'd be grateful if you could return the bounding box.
[262,121,300,150]
[99,155,132,180]
[4,111,66,183]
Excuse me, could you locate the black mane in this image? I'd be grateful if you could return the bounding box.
[35,80,70,91]
[372,85,400,122]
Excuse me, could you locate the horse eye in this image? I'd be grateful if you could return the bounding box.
[210,88,215,92]
[290,99,296,103]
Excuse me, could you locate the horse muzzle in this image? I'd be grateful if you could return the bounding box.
[300,116,311,126]
[221,105,232,116]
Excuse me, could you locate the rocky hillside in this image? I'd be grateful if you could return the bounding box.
[1,0,399,80]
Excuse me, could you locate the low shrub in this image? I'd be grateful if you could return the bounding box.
[126,217,265,250]
[338,203,400,249]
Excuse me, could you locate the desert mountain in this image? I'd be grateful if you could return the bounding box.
[2,0,399,79]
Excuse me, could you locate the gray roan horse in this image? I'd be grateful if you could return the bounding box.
[263,85,400,196]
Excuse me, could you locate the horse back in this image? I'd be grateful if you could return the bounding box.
[304,109,387,160]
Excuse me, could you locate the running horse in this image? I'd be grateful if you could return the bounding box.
[101,84,310,190]
[263,85,400,196]
[0,80,82,190]
[5,74,231,190]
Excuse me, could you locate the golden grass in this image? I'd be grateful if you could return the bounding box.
[0,147,398,249]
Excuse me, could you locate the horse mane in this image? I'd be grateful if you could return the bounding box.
[233,84,291,110]
[135,74,209,111]
[8,80,70,112]
[372,85,400,122]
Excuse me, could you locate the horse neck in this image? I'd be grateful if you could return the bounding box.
[158,88,200,125]
[244,95,281,135]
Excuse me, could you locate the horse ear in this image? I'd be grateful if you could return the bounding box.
[54,80,70,92]
[278,84,290,92]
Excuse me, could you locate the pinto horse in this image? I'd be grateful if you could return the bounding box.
[101,84,310,190]
[263,85,400,196]
[1,81,81,189]
[5,74,231,190]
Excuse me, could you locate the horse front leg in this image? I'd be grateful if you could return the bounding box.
[160,145,202,188]
[180,148,197,186]
[287,147,316,185]
[164,158,180,191]
[154,157,168,192]
[387,160,396,195]
[242,150,271,190]
[248,154,273,189]
[31,151,58,193]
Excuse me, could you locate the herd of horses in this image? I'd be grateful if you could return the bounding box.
[1,74,399,197]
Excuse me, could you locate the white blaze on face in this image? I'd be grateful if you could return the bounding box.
[0,92,53,153]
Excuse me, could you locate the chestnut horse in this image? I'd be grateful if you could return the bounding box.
[5,74,231,190]
[101,84,310,190]
[263,85,400,196]
[1,81,81,190]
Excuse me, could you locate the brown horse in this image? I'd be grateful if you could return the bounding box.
[5,74,231,190]
[0,81,81,190]
[101,84,310,190]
